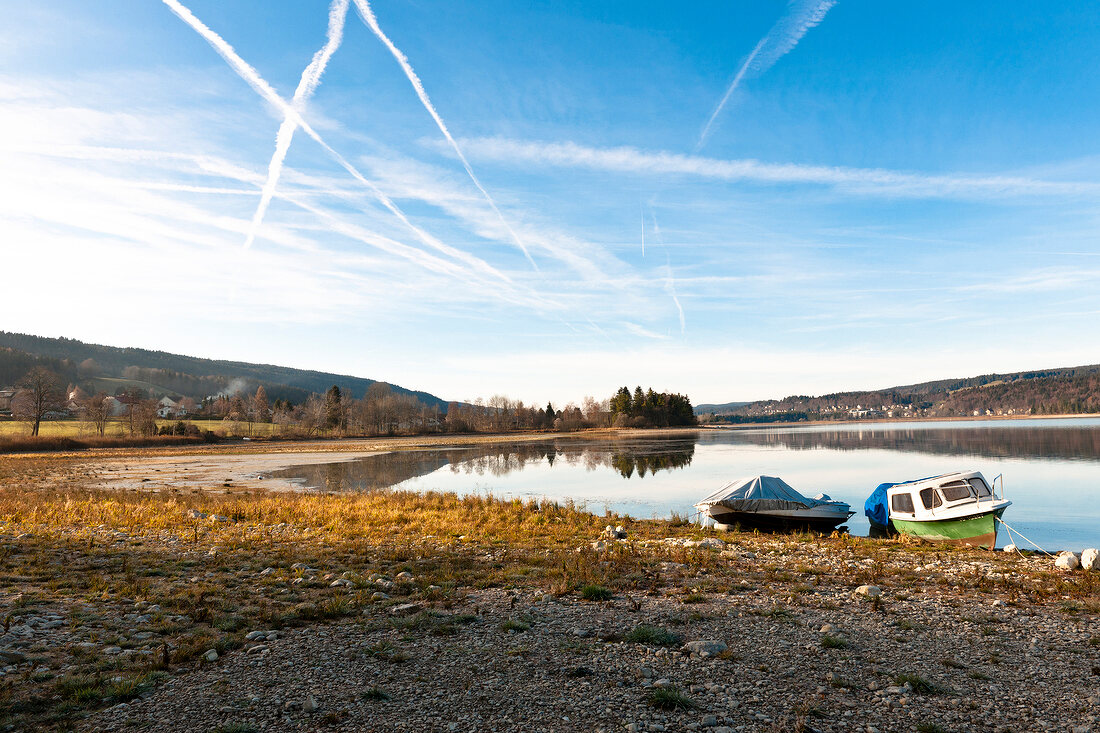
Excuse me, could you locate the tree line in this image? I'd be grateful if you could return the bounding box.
[3,366,697,440]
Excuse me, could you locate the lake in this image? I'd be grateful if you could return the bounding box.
[272,418,1100,552]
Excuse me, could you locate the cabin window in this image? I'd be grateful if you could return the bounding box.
[969,477,991,497]
[891,493,915,514]
[919,487,943,510]
[940,482,972,502]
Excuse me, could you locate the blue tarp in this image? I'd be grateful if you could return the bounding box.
[864,475,938,527]
[864,483,895,528]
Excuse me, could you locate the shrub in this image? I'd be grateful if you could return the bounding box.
[580,585,613,601]
[647,686,697,711]
[624,625,680,647]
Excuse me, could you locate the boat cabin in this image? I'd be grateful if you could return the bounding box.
[887,471,999,520]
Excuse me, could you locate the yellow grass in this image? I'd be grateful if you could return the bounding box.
[0,418,282,438]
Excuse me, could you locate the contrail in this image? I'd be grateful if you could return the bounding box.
[697,0,836,150]
[640,208,646,257]
[244,0,349,249]
[161,0,514,284]
[350,0,538,269]
[696,37,766,151]
[649,210,685,334]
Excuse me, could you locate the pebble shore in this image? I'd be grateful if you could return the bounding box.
[76,539,1099,733]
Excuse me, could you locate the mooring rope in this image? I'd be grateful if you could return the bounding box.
[995,516,1049,556]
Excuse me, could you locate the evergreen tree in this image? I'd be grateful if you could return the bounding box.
[325,385,343,430]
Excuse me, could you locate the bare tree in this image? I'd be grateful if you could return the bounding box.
[83,392,111,436]
[17,367,63,437]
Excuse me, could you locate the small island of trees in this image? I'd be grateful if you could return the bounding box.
[609,386,697,428]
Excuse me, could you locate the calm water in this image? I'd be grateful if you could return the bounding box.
[272,418,1100,552]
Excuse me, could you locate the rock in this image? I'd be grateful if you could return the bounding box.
[247,644,269,655]
[371,592,390,601]
[652,678,672,688]
[303,696,319,713]
[186,509,207,520]
[1082,548,1100,571]
[1003,544,1017,553]
[395,571,415,581]
[209,514,229,523]
[991,599,1006,607]
[0,650,26,665]
[103,646,122,655]
[689,537,726,549]
[683,640,727,656]
[573,628,592,638]
[854,584,882,598]
[290,563,315,571]
[1055,551,1080,571]
[636,666,654,679]
[819,624,836,633]
[259,567,276,576]
[390,603,422,616]
[701,714,718,727]
[203,649,218,662]
[245,631,267,641]
[330,579,353,587]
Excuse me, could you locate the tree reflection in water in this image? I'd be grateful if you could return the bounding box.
[270,435,698,491]
[712,424,1100,462]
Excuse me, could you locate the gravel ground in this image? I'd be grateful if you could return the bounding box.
[85,560,1100,733]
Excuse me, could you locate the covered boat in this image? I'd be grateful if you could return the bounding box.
[864,470,1010,548]
[695,475,855,532]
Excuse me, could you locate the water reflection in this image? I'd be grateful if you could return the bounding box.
[724,422,1100,461]
[272,435,697,491]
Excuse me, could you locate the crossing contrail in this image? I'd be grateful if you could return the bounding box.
[244,0,349,250]
[350,0,538,269]
[161,0,514,285]
[697,0,836,150]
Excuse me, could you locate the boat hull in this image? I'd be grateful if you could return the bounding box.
[706,507,852,533]
[890,507,1007,548]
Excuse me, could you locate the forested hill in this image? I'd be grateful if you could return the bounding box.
[699,364,1100,422]
[0,332,448,408]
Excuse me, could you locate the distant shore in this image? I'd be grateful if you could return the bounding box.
[699,412,1100,429]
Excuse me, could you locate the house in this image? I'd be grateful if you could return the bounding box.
[157,396,180,419]
[0,388,15,415]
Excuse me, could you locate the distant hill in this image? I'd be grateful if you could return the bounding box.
[0,332,449,409]
[702,364,1100,422]
[694,401,750,415]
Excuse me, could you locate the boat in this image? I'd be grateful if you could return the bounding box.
[695,475,855,532]
[863,470,1011,548]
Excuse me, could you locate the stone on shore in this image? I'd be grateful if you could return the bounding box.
[1055,551,1080,571]
[683,640,727,657]
[854,584,881,598]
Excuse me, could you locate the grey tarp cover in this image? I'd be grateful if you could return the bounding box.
[695,475,827,512]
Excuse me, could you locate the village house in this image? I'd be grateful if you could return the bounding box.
[0,388,15,415]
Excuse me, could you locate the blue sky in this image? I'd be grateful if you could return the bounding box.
[3,1,1100,405]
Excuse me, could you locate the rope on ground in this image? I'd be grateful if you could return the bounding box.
[995,516,1049,555]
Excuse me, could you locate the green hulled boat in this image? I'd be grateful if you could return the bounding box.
[865,471,1011,549]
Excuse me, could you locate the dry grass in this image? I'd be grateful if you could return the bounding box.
[0,441,1095,729]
